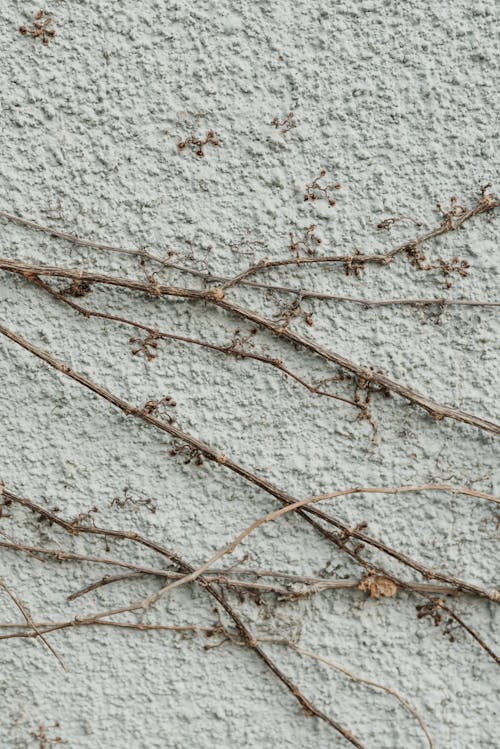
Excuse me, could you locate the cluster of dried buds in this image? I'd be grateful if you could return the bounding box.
[19,10,55,46]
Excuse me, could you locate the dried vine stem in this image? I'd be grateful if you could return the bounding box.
[0,330,497,602]
[1,191,498,741]
[0,577,65,668]
[214,295,500,434]
[0,621,218,639]
[138,482,499,663]
[219,190,499,288]
[22,273,359,409]
[2,258,499,434]
[0,487,488,745]
[2,482,496,743]
[0,617,434,748]
[287,644,435,749]
[1,191,498,305]
[0,539,473,601]
[0,487,365,748]
[432,600,500,665]
[139,483,500,611]
[3,483,498,672]
[6,482,498,680]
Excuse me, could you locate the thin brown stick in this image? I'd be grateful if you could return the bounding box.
[434,599,500,667]
[220,193,500,288]
[0,577,66,668]
[307,483,500,506]
[0,538,471,599]
[289,643,435,749]
[219,567,468,595]
[4,482,498,666]
[1,197,498,306]
[0,487,365,747]
[0,331,496,600]
[0,330,497,601]
[23,273,359,409]
[0,614,434,747]
[2,257,498,434]
[0,528,46,561]
[0,619,216,639]
[139,484,500,610]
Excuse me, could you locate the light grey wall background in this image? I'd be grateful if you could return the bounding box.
[0,1,498,747]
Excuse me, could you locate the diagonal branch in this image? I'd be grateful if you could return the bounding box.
[0,576,66,668]
[0,487,366,747]
[1,257,498,433]
[0,327,497,600]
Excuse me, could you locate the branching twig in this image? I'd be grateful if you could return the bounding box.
[0,538,474,600]
[0,577,65,668]
[288,643,435,749]
[0,334,497,600]
[1,259,498,433]
[139,483,500,611]
[1,209,498,306]
[0,487,366,747]
[0,186,498,742]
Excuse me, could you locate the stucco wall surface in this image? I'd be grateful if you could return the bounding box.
[0,1,498,747]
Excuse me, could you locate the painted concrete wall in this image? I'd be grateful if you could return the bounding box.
[0,1,498,747]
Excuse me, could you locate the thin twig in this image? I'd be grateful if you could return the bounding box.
[1,196,498,307]
[434,599,500,666]
[2,257,498,434]
[0,619,216,639]
[0,577,66,668]
[23,273,359,409]
[4,482,498,666]
[139,484,500,610]
[0,334,496,600]
[0,487,365,747]
[288,643,435,749]
[0,538,472,599]
[0,616,434,746]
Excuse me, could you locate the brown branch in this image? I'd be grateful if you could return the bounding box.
[1,208,498,307]
[0,487,365,747]
[138,484,500,610]
[4,481,498,666]
[1,258,498,434]
[23,273,359,409]
[214,295,500,434]
[434,599,500,667]
[0,330,497,600]
[0,619,217,639]
[0,327,497,601]
[288,643,435,749]
[0,538,473,600]
[219,193,500,288]
[0,617,434,747]
[0,577,65,668]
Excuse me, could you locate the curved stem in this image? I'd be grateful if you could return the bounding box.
[1,257,498,434]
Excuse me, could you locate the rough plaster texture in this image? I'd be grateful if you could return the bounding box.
[0,1,498,747]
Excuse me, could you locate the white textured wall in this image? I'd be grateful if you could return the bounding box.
[0,1,498,747]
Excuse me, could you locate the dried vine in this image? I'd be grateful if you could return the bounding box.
[0,186,498,746]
